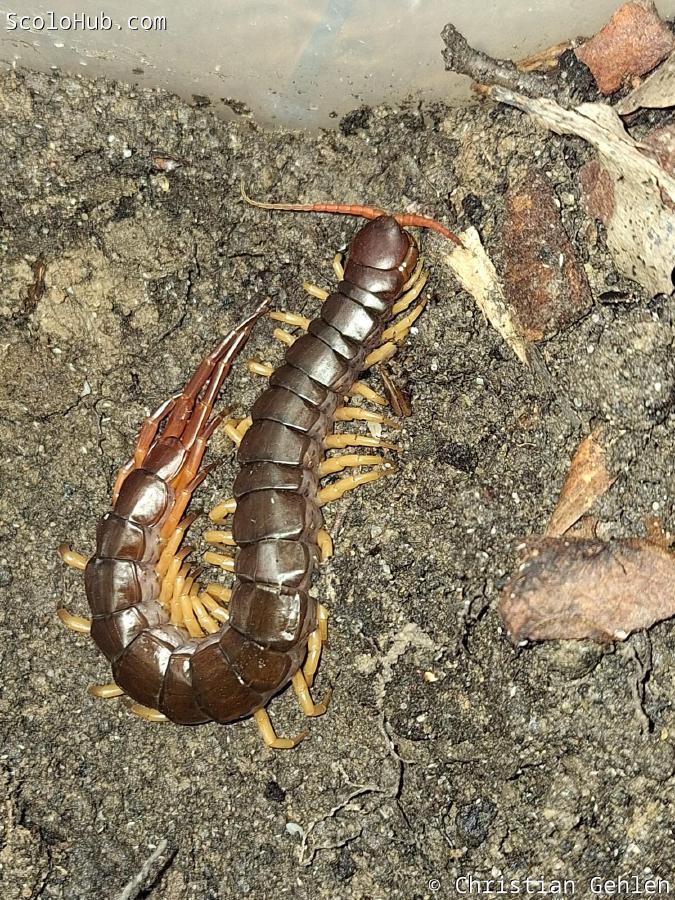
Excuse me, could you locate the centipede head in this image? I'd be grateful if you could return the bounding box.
[348,215,418,278]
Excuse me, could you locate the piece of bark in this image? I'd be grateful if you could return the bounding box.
[546,430,615,537]
[504,170,593,341]
[489,86,675,296]
[616,51,675,114]
[499,536,675,643]
[517,42,573,74]
[575,1,675,95]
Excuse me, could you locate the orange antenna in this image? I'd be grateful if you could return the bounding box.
[241,182,463,247]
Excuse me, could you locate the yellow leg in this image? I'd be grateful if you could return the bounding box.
[291,670,331,717]
[58,544,88,571]
[303,605,329,688]
[333,253,344,281]
[391,267,428,315]
[129,703,168,722]
[247,360,274,378]
[205,583,232,604]
[253,707,308,750]
[350,381,387,407]
[303,282,329,301]
[57,608,91,634]
[168,562,191,624]
[324,433,398,451]
[317,466,394,507]
[399,258,424,295]
[203,529,235,546]
[318,603,328,642]
[170,590,183,628]
[269,310,310,330]
[382,297,427,343]
[318,453,384,477]
[303,629,323,690]
[203,551,235,572]
[156,513,196,578]
[223,415,253,447]
[201,589,230,623]
[159,547,192,610]
[209,497,237,523]
[89,683,124,699]
[237,416,252,436]
[180,589,205,638]
[334,406,399,428]
[272,328,296,347]
[223,421,244,445]
[364,342,397,369]
[316,527,333,561]
[191,594,221,634]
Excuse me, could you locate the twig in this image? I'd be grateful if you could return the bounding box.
[115,839,173,900]
[441,23,557,98]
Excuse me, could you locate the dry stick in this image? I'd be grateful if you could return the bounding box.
[441,23,558,98]
[116,839,172,900]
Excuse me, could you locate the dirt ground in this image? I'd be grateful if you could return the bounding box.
[1,66,674,899]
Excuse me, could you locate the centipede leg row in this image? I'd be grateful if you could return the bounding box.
[58,199,459,748]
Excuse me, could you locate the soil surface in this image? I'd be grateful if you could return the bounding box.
[1,68,673,899]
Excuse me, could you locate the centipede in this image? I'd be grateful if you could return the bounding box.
[57,191,461,749]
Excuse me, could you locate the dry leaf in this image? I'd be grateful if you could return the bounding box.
[499,536,675,643]
[489,86,675,296]
[546,430,615,537]
[444,227,530,366]
[616,51,675,114]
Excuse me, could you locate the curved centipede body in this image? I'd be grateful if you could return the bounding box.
[59,199,458,748]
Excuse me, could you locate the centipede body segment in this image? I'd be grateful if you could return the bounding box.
[58,199,458,748]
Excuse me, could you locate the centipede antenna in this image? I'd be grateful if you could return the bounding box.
[241,180,463,247]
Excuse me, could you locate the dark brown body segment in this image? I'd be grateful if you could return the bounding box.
[83,217,417,724]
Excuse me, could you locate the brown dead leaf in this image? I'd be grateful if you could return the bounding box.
[546,429,616,537]
[575,0,675,95]
[499,536,675,643]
